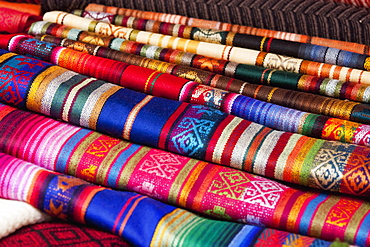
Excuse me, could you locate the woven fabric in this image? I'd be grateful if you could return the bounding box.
[4,34,370,147]
[0,221,130,247]
[73,9,370,72]
[42,11,370,86]
[2,51,370,200]
[41,0,370,45]
[0,105,368,245]
[0,198,50,239]
[0,8,41,34]
[83,3,370,56]
[328,0,370,7]
[27,23,370,124]
[0,1,40,15]
[0,152,346,246]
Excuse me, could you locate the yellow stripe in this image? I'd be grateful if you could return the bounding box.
[123,95,153,140]
[0,52,16,63]
[26,66,62,112]
[309,196,341,238]
[178,161,207,207]
[95,141,131,185]
[144,71,159,93]
[167,159,199,205]
[151,209,196,247]
[88,85,121,130]
[286,192,315,231]
[344,202,370,243]
[116,146,152,189]
[67,132,102,176]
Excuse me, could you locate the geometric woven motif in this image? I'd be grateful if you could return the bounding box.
[172,106,217,156]
[311,149,348,190]
[139,151,182,179]
[208,171,250,200]
[343,153,370,195]
[241,181,284,209]
[0,221,129,246]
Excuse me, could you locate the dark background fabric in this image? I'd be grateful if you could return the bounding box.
[41,0,370,45]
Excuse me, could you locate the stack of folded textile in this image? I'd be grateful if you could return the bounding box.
[1,0,370,246]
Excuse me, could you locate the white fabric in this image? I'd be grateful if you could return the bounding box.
[0,198,51,239]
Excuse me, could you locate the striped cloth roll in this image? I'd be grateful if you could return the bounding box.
[0,151,351,246]
[5,34,370,147]
[73,9,370,72]
[84,3,370,55]
[1,50,370,200]
[27,22,370,120]
[42,11,370,85]
[40,0,370,45]
[0,104,367,245]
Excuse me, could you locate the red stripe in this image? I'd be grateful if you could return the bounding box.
[264,132,293,178]
[158,103,189,149]
[112,193,142,233]
[204,115,235,162]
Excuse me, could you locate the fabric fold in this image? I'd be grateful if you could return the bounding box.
[0,198,50,239]
[84,3,370,55]
[1,51,370,201]
[0,221,130,246]
[0,151,347,246]
[73,9,370,72]
[27,22,370,125]
[0,8,41,34]
[41,11,370,85]
[4,34,370,147]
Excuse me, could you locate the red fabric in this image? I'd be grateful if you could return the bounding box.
[0,221,131,246]
[0,8,41,33]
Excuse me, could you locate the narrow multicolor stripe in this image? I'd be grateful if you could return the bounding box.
[230,122,264,170]
[123,95,153,140]
[41,13,370,86]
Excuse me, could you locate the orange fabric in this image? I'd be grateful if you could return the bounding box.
[0,1,40,15]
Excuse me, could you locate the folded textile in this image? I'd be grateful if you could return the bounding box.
[73,9,370,72]
[83,3,370,56]
[0,152,347,246]
[0,0,41,15]
[0,221,130,247]
[0,8,41,34]
[42,11,370,86]
[35,34,370,126]
[2,51,370,201]
[0,198,50,239]
[40,0,370,45]
[5,34,370,146]
[28,22,370,121]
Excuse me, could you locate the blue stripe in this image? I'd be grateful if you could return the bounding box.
[55,128,92,173]
[299,193,328,235]
[354,211,370,246]
[228,225,263,247]
[106,143,141,187]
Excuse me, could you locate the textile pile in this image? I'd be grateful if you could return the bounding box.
[1,0,370,246]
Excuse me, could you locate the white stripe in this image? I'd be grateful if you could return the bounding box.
[80,83,117,127]
[230,122,263,169]
[41,70,77,115]
[253,131,283,176]
[62,78,96,122]
[212,118,243,164]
